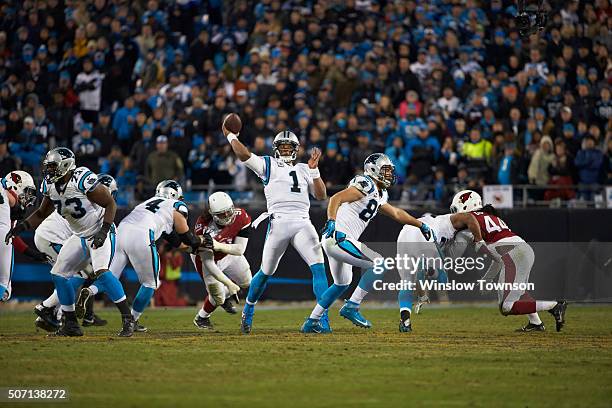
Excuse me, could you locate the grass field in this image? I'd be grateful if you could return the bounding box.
[1,304,611,407]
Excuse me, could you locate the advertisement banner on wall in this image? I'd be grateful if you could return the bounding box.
[483,185,514,209]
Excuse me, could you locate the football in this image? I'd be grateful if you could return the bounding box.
[223,113,242,134]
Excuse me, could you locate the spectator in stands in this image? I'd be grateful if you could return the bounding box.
[546,139,576,201]
[112,97,140,154]
[100,146,124,178]
[93,110,117,157]
[130,124,155,176]
[462,128,492,164]
[0,136,20,176]
[73,123,101,172]
[528,135,554,189]
[74,58,104,123]
[406,124,440,182]
[10,116,46,173]
[385,136,408,185]
[145,135,184,186]
[575,135,604,200]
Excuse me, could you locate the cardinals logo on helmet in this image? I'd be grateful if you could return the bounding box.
[459,192,472,204]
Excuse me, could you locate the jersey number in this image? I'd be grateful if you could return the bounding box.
[359,199,378,221]
[289,171,301,193]
[54,198,86,219]
[484,216,509,233]
[145,198,164,213]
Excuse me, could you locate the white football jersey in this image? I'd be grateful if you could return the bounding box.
[336,175,388,240]
[0,182,11,230]
[35,211,73,244]
[256,156,313,217]
[41,167,104,238]
[419,214,457,246]
[119,196,188,240]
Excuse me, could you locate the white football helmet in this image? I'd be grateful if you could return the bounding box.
[450,190,482,214]
[155,180,184,200]
[364,153,396,188]
[97,174,118,200]
[2,170,37,208]
[273,130,299,164]
[42,147,76,183]
[208,191,236,226]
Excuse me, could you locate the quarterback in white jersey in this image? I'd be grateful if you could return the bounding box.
[0,171,37,302]
[6,148,134,337]
[301,153,433,334]
[80,180,197,332]
[224,121,329,334]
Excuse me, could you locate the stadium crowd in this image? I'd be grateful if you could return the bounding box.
[0,0,610,204]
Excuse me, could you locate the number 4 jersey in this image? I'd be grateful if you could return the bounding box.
[470,211,516,243]
[336,175,388,240]
[42,167,104,238]
[119,196,188,240]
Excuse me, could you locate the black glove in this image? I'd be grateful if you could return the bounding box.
[24,247,52,263]
[5,220,30,244]
[91,222,111,249]
[202,232,214,250]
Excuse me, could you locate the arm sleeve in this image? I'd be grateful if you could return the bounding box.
[243,154,267,180]
[12,237,28,253]
[212,236,248,256]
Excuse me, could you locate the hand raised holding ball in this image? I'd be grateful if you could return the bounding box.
[222,113,242,136]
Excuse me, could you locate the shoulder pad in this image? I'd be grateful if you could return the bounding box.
[349,175,375,195]
[75,168,98,194]
[173,200,188,217]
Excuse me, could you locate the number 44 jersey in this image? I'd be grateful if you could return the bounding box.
[336,175,388,240]
[42,167,105,238]
[120,196,188,240]
[470,211,516,243]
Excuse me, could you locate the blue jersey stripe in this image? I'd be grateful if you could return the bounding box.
[262,156,271,185]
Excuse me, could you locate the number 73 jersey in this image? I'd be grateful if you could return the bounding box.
[336,175,388,240]
[119,196,188,240]
[42,167,104,238]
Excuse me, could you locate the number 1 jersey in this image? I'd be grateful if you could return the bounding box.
[41,167,104,238]
[120,196,188,240]
[257,156,314,217]
[336,175,388,240]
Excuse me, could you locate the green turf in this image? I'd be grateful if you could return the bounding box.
[1,305,611,408]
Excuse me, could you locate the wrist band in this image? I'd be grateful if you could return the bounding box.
[226,133,238,143]
[309,168,320,179]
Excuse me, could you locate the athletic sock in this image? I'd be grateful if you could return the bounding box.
[89,285,99,295]
[309,263,328,301]
[199,296,217,318]
[246,270,270,304]
[114,299,131,316]
[42,291,59,308]
[400,308,411,324]
[536,301,557,312]
[96,271,126,303]
[132,285,155,315]
[317,284,349,311]
[309,303,326,320]
[0,285,6,300]
[63,310,77,322]
[349,286,368,305]
[528,313,542,325]
[398,289,413,310]
[52,275,76,306]
[131,309,142,321]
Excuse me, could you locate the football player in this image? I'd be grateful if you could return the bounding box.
[224,123,329,334]
[5,148,134,337]
[33,174,118,332]
[77,180,201,332]
[192,191,252,330]
[0,171,38,302]
[448,190,567,332]
[301,153,433,333]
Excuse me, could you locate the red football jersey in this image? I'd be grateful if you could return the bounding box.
[194,208,251,261]
[470,211,516,243]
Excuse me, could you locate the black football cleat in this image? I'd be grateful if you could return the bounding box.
[75,287,93,319]
[193,315,214,330]
[548,300,567,332]
[82,313,108,327]
[517,323,545,332]
[240,313,252,335]
[35,317,58,332]
[52,318,83,337]
[118,315,135,337]
[134,320,148,333]
[221,298,237,314]
[399,319,412,333]
[34,304,60,331]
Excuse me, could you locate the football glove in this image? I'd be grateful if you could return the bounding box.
[24,247,52,263]
[475,240,502,262]
[91,222,111,249]
[201,232,214,250]
[419,222,433,241]
[321,219,336,239]
[4,220,30,244]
